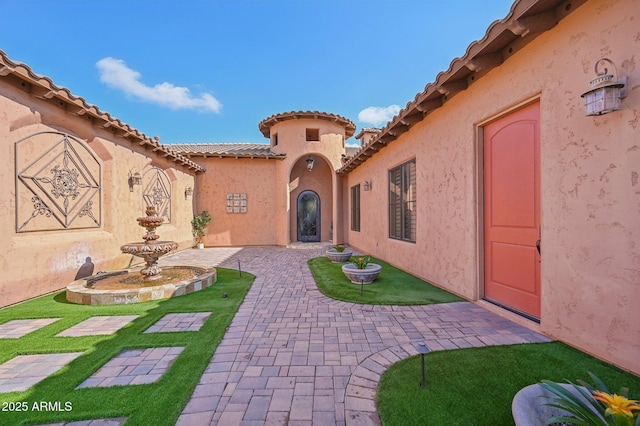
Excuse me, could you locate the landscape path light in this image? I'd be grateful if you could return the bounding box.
[417,342,430,388]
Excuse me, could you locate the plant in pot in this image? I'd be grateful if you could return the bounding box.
[191,210,211,249]
[512,373,639,426]
[341,256,382,284]
[326,244,353,263]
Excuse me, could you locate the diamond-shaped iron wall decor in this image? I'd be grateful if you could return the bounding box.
[15,132,101,232]
[143,167,171,223]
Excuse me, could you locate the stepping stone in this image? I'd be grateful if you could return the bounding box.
[144,312,211,333]
[57,316,139,337]
[77,347,185,389]
[0,318,61,339]
[0,352,83,393]
[39,417,127,425]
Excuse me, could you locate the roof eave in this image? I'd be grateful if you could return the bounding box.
[338,0,586,174]
[258,110,356,139]
[0,50,206,173]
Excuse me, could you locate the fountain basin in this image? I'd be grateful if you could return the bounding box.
[66,265,216,305]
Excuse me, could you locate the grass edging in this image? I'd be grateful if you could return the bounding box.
[377,341,640,425]
[308,256,463,305]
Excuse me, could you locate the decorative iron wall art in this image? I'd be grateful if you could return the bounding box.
[142,167,171,223]
[15,132,102,232]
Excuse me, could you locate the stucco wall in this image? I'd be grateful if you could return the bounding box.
[1,82,196,308]
[344,0,639,374]
[195,157,278,246]
[269,118,347,245]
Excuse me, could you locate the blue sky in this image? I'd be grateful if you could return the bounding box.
[2,1,513,145]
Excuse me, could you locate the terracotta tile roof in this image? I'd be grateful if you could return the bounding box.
[0,50,205,173]
[355,128,381,139]
[259,110,356,139]
[345,146,360,157]
[168,143,286,159]
[338,0,586,174]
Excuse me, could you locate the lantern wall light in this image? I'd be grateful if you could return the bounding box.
[128,169,142,192]
[363,180,372,191]
[581,58,627,116]
[184,186,193,199]
[306,155,314,172]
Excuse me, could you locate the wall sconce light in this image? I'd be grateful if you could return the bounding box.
[128,169,142,192]
[306,155,314,172]
[581,58,627,116]
[184,186,193,199]
[363,180,372,191]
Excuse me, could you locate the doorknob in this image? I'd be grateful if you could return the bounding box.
[536,239,541,255]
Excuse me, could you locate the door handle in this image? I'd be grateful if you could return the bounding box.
[536,239,541,255]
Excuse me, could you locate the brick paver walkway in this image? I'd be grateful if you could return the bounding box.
[56,316,139,337]
[171,245,550,425]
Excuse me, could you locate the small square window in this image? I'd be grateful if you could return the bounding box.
[226,193,248,214]
[306,128,319,141]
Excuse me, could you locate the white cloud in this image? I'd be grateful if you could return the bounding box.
[96,57,222,113]
[357,105,401,126]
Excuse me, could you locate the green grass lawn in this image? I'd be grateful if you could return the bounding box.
[377,341,640,426]
[0,268,253,426]
[308,256,463,305]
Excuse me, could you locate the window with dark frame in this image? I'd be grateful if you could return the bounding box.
[351,184,360,232]
[306,128,320,141]
[272,133,278,146]
[389,159,416,242]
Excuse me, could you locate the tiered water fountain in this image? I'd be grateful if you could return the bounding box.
[66,206,216,305]
[121,205,179,279]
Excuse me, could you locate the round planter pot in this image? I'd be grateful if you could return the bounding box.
[341,263,382,284]
[512,384,603,426]
[326,249,353,263]
[197,243,205,249]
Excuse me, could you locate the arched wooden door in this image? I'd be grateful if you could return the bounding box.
[483,102,541,319]
[297,190,320,242]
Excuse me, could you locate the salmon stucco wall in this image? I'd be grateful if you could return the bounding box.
[1,79,197,308]
[268,118,348,245]
[195,157,278,246]
[344,0,639,374]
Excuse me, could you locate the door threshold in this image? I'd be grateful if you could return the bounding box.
[482,298,540,324]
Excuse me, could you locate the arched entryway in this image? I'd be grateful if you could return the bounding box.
[288,154,333,243]
[297,190,320,242]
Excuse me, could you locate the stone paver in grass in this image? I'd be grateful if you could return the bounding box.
[0,318,61,339]
[41,417,127,426]
[56,316,139,337]
[0,352,83,393]
[144,312,211,333]
[76,347,185,389]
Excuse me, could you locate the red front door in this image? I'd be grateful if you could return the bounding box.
[483,102,541,319]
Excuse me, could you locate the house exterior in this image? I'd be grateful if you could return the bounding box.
[336,0,639,375]
[0,51,202,309]
[0,0,637,375]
